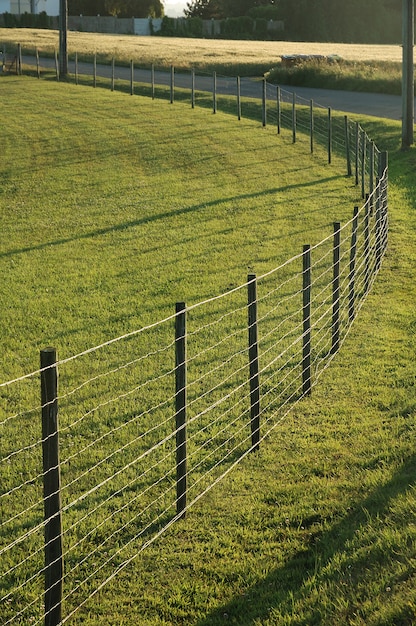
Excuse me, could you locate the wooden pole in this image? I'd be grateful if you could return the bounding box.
[41,348,63,626]
[310,100,314,154]
[332,223,341,354]
[328,107,332,164]
[247,274,260,452]
[262,78,267,127]
[130,59,134,95]
[213,70,217,114]
[302,245,312,396]
[292,92,296,143]
[277,86,281,134]
[170,65,174,104]
[344,115,352,176]
[191,68,195,108]
[175,302,187,519]
[348,207,359,323]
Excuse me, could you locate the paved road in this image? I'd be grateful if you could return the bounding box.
[21,54,413,122]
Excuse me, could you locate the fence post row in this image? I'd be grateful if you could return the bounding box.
[40,347,63,626]
[247,274,261,452]
[175,302,187,519]
[302,245,312,396]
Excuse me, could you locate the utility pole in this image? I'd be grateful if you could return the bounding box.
[402,0,414,149]
[59,0,68,77]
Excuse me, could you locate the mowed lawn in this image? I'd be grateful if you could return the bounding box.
[0,76,356,380]
[1,74,415,626]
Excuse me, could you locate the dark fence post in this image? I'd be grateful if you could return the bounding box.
[292,92,296,143]
[262,78,267,127]
[379,151,389,254]
[41,347,63,626]
[344,115,352,176]
[175,302,187,519]
[310,99,314,153]
[302,245,312,396]
[17,42,22,75]
[328,107,332,164]
[355,122,360,186]
[237,76,241,120]
[54,49,59,81]
[170,65,174,104]
[332,223,341,354]
[277,86,281,134]
[36,47,40,78]
[348,207,359,323]
[93,52,96,88]
[369,141,375,209]
[111,57,115,92]
[191,68,195,108]
[151,64,155,100]
[361,129,366,199]
[247,274,260,452]
[364,196,371,294]
[75,51,79,86]
[130,59,134,95]
[213,71,217,114]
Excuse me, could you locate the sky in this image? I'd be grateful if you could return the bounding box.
[164,0,187,17]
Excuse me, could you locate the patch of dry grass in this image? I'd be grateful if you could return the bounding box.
[0,28,404,71]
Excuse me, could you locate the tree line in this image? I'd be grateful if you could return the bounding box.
[184,0,402,43]
[68,0,164,18]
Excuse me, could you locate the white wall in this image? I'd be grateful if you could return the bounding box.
[134,17,162,35]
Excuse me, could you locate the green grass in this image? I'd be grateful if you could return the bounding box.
[1,75,415,626]
[266,58,406,96]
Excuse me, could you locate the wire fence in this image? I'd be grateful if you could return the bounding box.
[1,47,389,626]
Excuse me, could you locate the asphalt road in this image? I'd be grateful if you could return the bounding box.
[21,54,413,122]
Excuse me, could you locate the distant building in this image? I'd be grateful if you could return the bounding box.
[2,0,59,14]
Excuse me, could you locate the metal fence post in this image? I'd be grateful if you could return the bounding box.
[175,302,187,519]
[247,274,260,452]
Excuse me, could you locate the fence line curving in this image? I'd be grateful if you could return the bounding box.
[1,49,389,625]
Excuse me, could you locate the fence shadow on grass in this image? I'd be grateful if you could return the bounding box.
[0,175,343,260]
[196,453,416,625]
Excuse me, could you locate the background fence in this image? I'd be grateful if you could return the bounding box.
[0,51,389,625]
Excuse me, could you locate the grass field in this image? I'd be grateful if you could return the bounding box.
[1,71,415,626]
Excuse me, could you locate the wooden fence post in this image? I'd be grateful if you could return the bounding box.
[355,122,360,186]
[277,86,281,134]
[247,274,260,452]
[152,64,155,100]
[328,107,332,164]
[191,68,195,108]
[213,71,217,114]
[302,245,312,396]
[93,52,96,88]
[348,207,359,322]
[237,76,241,120]
[292,92,296,143]
[262,78,267,127]
[310,100,314,153]
[130,59,134,95]
[111,57,115,92]
[54,49,59,81]
[36,47,40,78]
[361,129,366,199]
[332,223,341,354]
[344,115,352,176]
[17,42,22,75]
[364,195,371,294]
[175,302,187,519]
[41,347,63,626]
[75,51,79,86]
[170,65,174,104]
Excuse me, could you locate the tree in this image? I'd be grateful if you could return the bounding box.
[68,0,164,17]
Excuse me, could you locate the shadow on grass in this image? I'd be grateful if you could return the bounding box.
[0,175,343,259]
[196,453,416,625]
